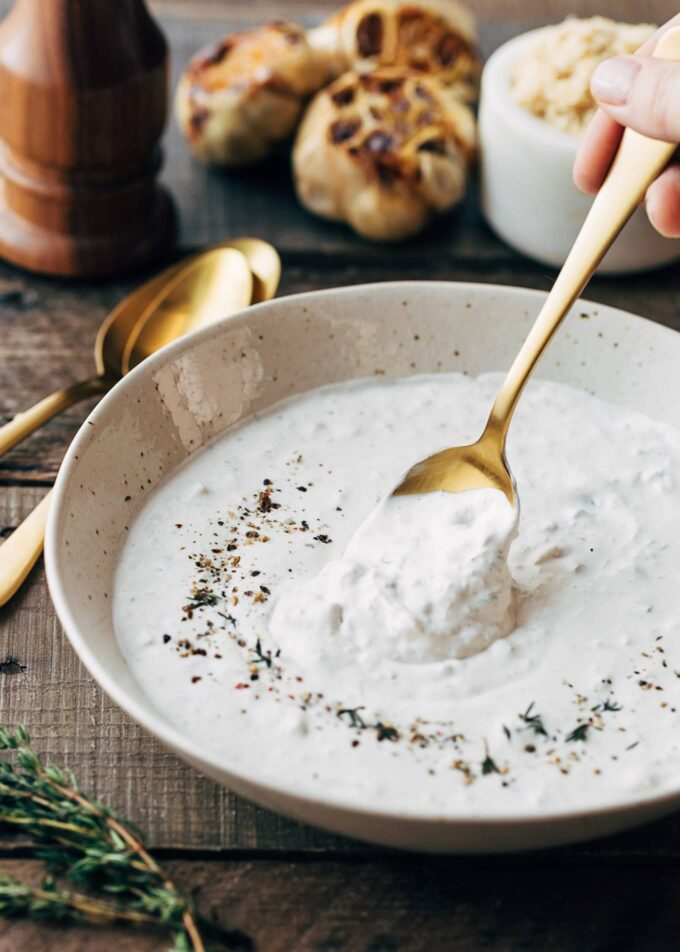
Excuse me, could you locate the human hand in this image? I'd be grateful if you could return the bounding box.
[573,16,680,237]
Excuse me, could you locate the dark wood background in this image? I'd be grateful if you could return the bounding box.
[2,1,680,949]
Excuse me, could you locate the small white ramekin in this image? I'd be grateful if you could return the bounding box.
[479,28,680,274]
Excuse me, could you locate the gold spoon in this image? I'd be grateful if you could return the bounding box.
[225,237,281,305]
[122,246,259,373]
[395,28,680,505]
[0,246,266,606]
[124,247,253,372]
[0,239,279,458]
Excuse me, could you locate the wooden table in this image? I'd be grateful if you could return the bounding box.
[2,1,680,948]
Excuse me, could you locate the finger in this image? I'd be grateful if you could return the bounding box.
[646,162,680,237]
[591,55,680,142]
[573,109,623,194]
[574,19,680,195]
[635,14,680,56]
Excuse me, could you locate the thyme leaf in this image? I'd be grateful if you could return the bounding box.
[251,639,273,668]
[566,723,590,742]
[337,709,399,742]
[337,707,367,730]
[519,703,548,737]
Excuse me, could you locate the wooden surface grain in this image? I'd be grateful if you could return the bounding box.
[2,1,680,949]
[4,854,680,952]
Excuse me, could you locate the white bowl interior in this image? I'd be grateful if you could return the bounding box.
[46,282,680,851]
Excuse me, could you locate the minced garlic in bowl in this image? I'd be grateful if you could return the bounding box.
[510,16,655,136]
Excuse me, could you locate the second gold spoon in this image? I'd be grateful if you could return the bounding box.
[395,27,680,505]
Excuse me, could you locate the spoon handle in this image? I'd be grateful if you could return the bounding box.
[0,490,51,606]
[486,26,680,445]
[0,375,110,458]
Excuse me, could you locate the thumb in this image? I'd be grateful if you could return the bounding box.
[591,55,680,142]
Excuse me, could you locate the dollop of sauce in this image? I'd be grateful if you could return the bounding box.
[271,490,517,666]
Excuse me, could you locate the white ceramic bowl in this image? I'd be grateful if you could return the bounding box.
[479,28,680,273]
[46,282,680,852]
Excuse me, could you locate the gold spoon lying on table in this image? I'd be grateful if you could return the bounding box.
[0,241,280,606]
[395,27,680,505]
[0,239,279,458]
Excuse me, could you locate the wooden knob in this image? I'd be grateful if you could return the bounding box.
[0,0,175,277]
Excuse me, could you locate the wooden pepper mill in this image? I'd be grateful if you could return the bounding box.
[0,0,175,277]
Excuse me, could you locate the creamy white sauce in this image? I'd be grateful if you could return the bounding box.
[114,373,680,816]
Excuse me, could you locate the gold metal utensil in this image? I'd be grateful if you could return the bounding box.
[0,268,172,458]
[0,243,274,606]
[226,237,281,304]
[0,240,280,459]
[395,28,680,506]
[121,247,253,374]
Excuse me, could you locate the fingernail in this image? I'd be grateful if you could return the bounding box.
[591,57,640,105]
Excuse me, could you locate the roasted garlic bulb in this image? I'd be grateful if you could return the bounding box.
[293,68,476,241]
[176,21,328,166]
[310,0,481,102]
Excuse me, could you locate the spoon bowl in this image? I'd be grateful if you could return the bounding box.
[393,430,516,506]
[225,237,281,304]
[94,261,191,379]
[123,247,253,372]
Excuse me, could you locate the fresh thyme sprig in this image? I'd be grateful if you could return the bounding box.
[0,726,249,951]
[0,873,162,928]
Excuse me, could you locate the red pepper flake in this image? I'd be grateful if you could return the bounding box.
[235,682,250,690]
[191,676,202,684]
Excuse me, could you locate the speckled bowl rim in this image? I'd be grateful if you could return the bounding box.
[45,282,680,847]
